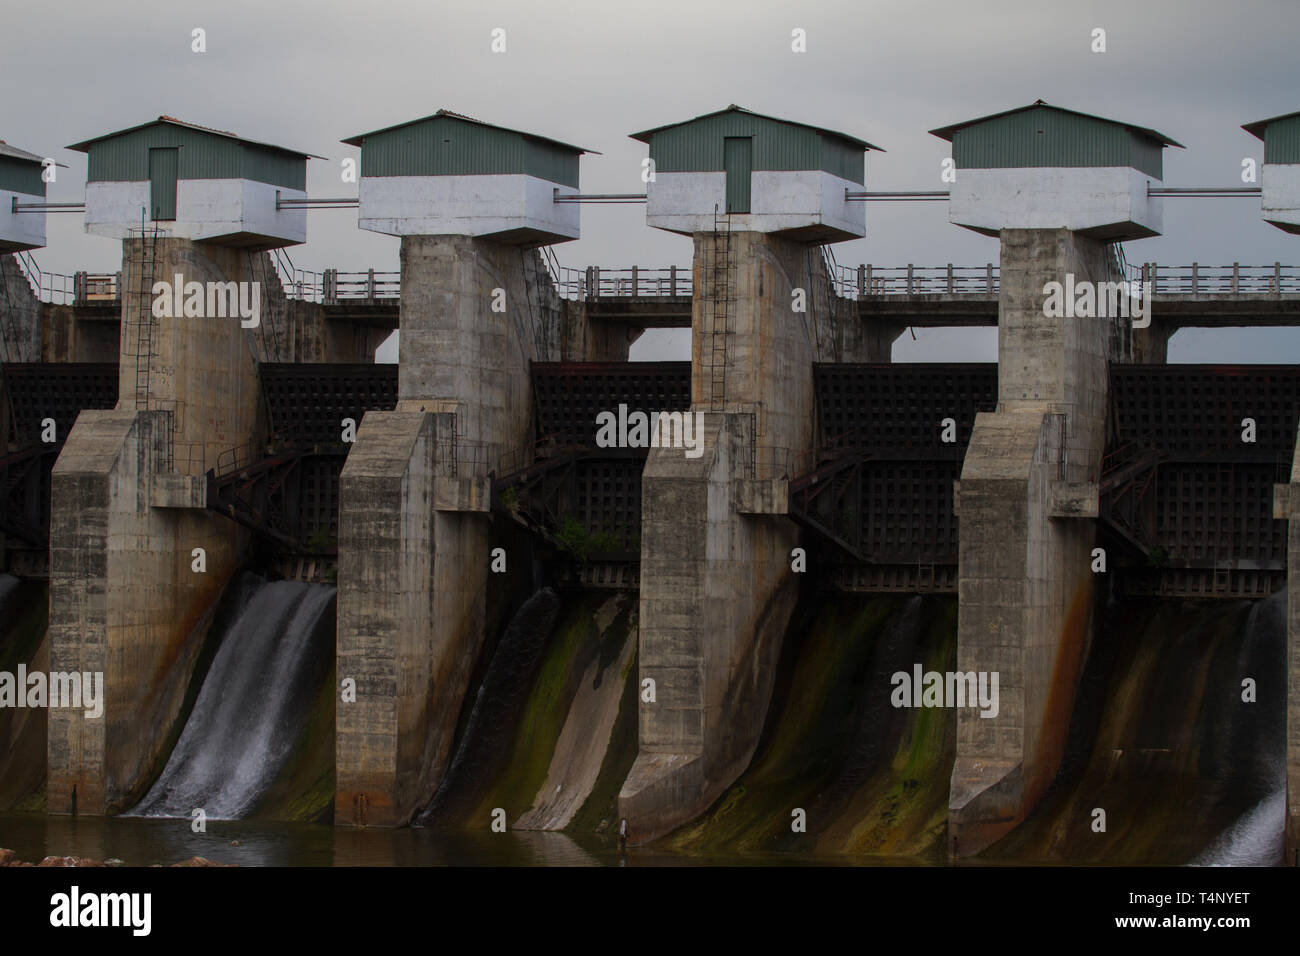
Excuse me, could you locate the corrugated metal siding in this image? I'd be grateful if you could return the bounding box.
[524,140,579,187]
[649,113,860,178]
[953,108,1162,178]
[360,115,578,186]
[242,143,307,190]
[148,148,178,220]
[1265,116,1300,165]
[0,156,45,195]
[86,125,304,188]
[819,134,864,184]
[724,137,752,213]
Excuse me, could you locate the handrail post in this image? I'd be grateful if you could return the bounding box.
[1232,262,1239,295]
[1191,261,1198,295]
[985,263,993,293]
[947,262,953,293]
[670,264,677,297]
[631,265,638,297]
[593,266,601,299]
[367,268,375,301]
[907,263,913,294]
[857,264,866,301]
[1276,261,1282,298]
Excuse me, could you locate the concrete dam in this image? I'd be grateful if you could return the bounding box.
[1,102,1299,865]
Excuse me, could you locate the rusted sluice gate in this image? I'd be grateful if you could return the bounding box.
[792,363,998,592]
[1105,364,1300,597]
[207,364,396,559]
[495,361,690,589]
[0,363,118,575]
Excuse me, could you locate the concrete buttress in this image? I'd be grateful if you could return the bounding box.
[47,237,264,814]
[949,229,1119,856]
[618,231,841,842]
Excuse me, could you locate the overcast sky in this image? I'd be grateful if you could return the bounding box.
[5,0,1299,362]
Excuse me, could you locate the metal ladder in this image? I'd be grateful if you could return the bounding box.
[708,204,732,410]
[129,221,161,409]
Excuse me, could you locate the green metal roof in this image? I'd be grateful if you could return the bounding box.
[1242,110,1300,140]
[0,141,46,164]
[1243,111,1300,164]
[341,109,595,154]
[66,116,323,159]
[0,140,62,196]
[929,100,1182,148]
[629,104,883,152]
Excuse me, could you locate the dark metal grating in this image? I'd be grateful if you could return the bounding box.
[260,363,397,445]
[3,363,119,443]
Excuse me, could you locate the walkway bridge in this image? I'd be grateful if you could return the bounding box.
[25,259,1300,333]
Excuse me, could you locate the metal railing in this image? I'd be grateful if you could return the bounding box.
[834,263,1000,298]
[9,258,1298,305]
[550,265,693,300]
[1136,262,1298,296]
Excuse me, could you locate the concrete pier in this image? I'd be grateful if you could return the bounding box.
[334,237,620,826]
[949,228,1119,855]
[618,231,846,842]
[46,236,266,813]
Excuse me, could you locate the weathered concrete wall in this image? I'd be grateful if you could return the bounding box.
[0,254,42,363]
[558,300,641,362]
[47,410,241,813]
[950,228,1117,856]
[246,254,390,363]
[396,236,559,452]
[619,231,835,842]
[46,236,262,814]
[116,237,263,471]
[335,236,554,826]
[620,414,799,840]
[1283,427,1300,863]
[41,305,120,363]
[335,411,489,825]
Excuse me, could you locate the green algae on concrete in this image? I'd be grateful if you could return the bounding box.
[0,578,50,811]
[981,596,1284,864]
[667,595,958,860]
[475,592,637,828]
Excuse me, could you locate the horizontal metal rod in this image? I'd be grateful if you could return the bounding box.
[276,197,358,208]
[1148,186,1262,196]
[10,199,85,212]
[553,189,647,203]
[845,190,949,201]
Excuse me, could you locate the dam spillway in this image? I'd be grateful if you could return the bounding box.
[0,98,1295,873]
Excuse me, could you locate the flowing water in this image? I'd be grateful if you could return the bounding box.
[128,579,336,820]
[0,578,1286,864]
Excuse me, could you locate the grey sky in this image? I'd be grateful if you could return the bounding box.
[4,0,1299,362]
